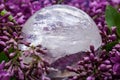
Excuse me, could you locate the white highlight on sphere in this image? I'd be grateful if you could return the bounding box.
[19,5,102,60]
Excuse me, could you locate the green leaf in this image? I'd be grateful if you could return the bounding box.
[10,76,16,80]
[0,52,9,63]
[105,5,120,36]
[0,47,14,63]
[0,9,7,16]
[103,41,118,51]
[8,15,14,21]
[105,5,120,28]
[0,9,15,22]
[8,47,14,53]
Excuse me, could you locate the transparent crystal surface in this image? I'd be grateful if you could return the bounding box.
[19,5,102,61]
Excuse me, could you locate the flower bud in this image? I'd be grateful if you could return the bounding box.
[99,64,108,72]
[108,34,116,41]
[9,52,16,58]
[18,68,24,80]
[5,61,12,67]
[111,26,116,33]
[0,36,9,41]
[0,41,6,47]
[103,60,111,65]
[90,45,95,53]
[87,76,95,80]
[0,4,5,11]
[7,22,14,26]
[83,57,90,62]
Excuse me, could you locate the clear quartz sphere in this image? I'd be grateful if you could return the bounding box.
[19,5,102,61]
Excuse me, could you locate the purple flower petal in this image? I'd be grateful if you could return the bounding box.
[87,76,95,80]
[0,61,5,70]
[113,63,120,75]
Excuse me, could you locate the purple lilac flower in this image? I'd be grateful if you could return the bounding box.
[0,61,10,80]
[110,44,120,77]
[87,76,95,80]
[4,45,50,80]
[113,63,120,75]
[67,46,113,80]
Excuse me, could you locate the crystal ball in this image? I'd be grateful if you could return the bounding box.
[19,5,102,60]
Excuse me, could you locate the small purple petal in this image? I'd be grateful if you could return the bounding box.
[87,76,95,80]
[113,63,120,75]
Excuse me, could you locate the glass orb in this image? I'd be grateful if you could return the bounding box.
[19,5,102,61]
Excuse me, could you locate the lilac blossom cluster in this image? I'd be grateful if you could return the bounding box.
[4,45,50,80]
[0,61,10,80]
[0,0,120,80]
[110,43,120,79]
[67,46,113,80]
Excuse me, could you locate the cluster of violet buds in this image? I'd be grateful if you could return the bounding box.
[0,61,10,80]
[4,45,50,80]
[67,46,112,80]
[0,0,51,80]
[110,43,120,79]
